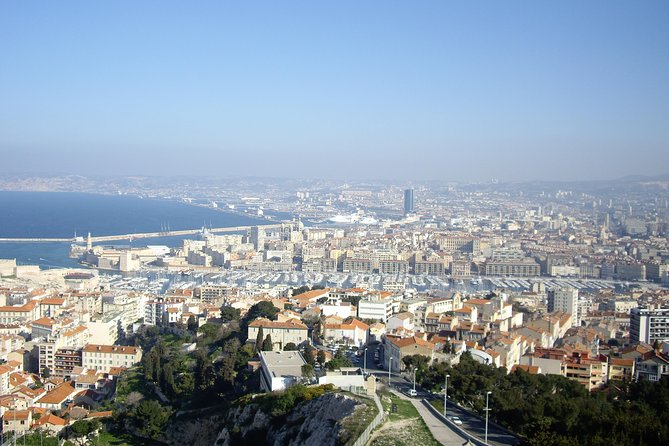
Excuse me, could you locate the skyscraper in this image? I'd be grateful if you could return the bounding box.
[404,189,414,215]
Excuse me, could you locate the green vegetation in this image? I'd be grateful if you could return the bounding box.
[245,300,279,321]
[416,352,669,446]
[370,392,440,446]
[16,432,59,446]
[237,384,335,417]
[325,348,354,371]
[336,394,379,446]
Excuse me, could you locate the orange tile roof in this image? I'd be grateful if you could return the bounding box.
[248,318,307,330]
[37,382,75,405]
[292,288,330,301]
[8,409,31,420]
[34,413,67,426]
[511,364,539,374]
[388,335,434,349]
[62,325,88,337]
[40,297,65,306]
[83,344,140,355]
[0,301,37,312]
[32,317,56,327]
[610,358,634,366]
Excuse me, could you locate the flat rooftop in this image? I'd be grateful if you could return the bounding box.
[259,351,306,378]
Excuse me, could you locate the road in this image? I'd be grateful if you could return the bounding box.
[361,342,519,446]
[389,389,469,446]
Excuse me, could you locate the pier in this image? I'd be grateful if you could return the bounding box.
[0,223,282,244]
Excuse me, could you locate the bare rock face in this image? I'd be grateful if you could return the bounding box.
[216,392,365,446]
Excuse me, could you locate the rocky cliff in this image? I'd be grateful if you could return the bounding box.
[215,391,371,446]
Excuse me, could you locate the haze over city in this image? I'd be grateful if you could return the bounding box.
[1,1,668,182]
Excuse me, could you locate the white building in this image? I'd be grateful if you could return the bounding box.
[358,294,398,322]
[630,308,669,345]
[259,350,307,392]
[547,288,580,327]
[81,344,143,371]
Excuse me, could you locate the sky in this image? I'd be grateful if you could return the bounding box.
[1,1,668,182]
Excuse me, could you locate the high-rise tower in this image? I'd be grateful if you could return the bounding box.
[404,189,414,215]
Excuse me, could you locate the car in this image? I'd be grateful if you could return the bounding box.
[407,389,417,397]
[449,416,463,425]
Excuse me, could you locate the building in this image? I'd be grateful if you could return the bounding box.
[323,318,369,347]
[547,288,580,327]
[250,226,265,251]
[384,336,434,373]
[302,258,337,273]
[0,301,39,324]
[414,261,445,276]
[484,259,540,277]
[630,307,669,345]
[358,294,397,322]
[2,409,32,436]
[81,344,143,372]
[379,260,409,275]
[35,382,77,410]
[247,319,309,351]
[342,258,373,274]
[53,348,82,379]
[404,189,414,215]
[259,350,307,392]
[608,358,635,382]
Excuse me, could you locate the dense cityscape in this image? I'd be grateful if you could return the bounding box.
[2,1,668,445]
[0,175,668,445]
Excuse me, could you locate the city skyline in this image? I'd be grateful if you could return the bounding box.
[1,1,668,182]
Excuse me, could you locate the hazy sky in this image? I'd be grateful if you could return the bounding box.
[1,1,668,182]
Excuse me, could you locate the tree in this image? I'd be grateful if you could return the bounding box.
[303,344,316,366]
[69,419,101,446]
[255,326,264,353]
[262,334,273,351]
[160,362,176,397]
[246,301,279,321]
[41,367,50,379]
[301,364,314,381]
[220,306,241,322]
[132,400,170,440]
[194,350,215,393]
[284,342,298,351]
[317,349,326,366]
[187,315,198,332]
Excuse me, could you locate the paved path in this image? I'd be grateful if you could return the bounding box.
[391,389,468,446]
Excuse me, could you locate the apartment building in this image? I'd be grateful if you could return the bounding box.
[630,307,669,345]
[81,344,143,371]
[485,259,540,277]
[247,318,308,351]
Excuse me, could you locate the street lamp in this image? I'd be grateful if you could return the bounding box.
[412,368,417,392]
[485,391,492,444]
[443,374,450,417]
[363,347,367,375]
[388,356,393,383]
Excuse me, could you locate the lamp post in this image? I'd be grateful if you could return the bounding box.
[363,347,367,375]
[444,374,450,417]
[485,391,492,444]
[388,356,392,383]
[413,368,417,392]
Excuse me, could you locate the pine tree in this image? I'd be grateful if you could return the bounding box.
[262,334,273,351]
[255,326,264,353]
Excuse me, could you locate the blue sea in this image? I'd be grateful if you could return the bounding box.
[0,191,267,269]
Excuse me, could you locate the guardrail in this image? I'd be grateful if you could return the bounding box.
[422,399,490,446]
[351,393,384,446]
